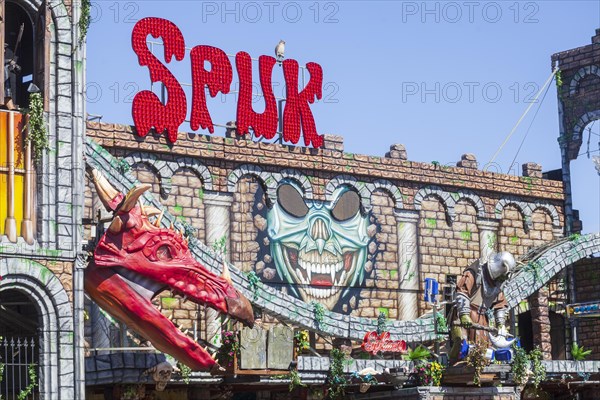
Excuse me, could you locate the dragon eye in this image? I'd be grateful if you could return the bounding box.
[156,245,173,261]
[277,184,309,218]
[331,190,360,221]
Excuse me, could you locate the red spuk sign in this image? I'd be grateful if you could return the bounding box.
[361,331,408,355]
[131,17,324,148]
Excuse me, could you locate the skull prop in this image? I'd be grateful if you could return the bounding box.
[144,361,174,391]
[267,183,369,310]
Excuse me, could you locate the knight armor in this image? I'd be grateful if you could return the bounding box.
[486,251,515,281]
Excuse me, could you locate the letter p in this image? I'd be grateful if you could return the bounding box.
[402,82,419,103]
[202,2,219,23]
[402,2,419,23]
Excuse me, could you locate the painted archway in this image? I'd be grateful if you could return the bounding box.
[0,257,74,399]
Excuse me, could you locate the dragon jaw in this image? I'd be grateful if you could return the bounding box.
[86,170,254,371]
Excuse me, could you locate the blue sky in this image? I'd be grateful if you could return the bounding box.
[86,1,600,233]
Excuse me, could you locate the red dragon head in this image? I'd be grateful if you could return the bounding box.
[85,169,254,371]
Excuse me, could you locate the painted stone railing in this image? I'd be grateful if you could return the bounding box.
[503,233,600,308]
[85,138,436,341]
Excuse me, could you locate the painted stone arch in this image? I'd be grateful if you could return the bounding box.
[123,152,213,198]
[227,164,275,202]
[0,258,74,400]
[453,190,486,218]
[414,186,486,223]
[325,175,372,211]
[570,110,600,150]
[273,169,314,200]
[569,65,600,95]
[495,197,560,231]
[366,179,404,210]
[531,203,561,228]
[414,185,455,222]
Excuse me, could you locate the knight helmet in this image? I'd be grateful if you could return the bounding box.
[486,251,515,281]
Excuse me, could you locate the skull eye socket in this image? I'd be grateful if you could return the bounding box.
[277,184,309,218]
[156,245,173,261]
[331,190,360,221]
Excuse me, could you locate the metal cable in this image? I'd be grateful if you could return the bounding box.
[489,68,558,164]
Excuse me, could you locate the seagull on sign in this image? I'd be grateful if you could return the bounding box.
[275,40,285,62]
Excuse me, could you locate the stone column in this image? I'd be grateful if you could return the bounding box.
[203,192,234,346]
[530,288,552,359]
[477,218,500,263]
[73,252,87,399]
[396,210,420,320]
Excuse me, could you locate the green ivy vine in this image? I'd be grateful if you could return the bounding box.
[555,69,563,88]
[511,344,546,389]
[311,301,325,328]
[288,369,306,392]
[78,0,92,47]
[245,270,261,301]
[465,341,489,386]
[26,92,49,163]
[326,348,347,400]
[17,364,38,400]
[212,234,228,256]
[376,312,388,335]
[529,347,546,389]
[115,158,131,174]
[177,362,192,384]
[435,311,449,336]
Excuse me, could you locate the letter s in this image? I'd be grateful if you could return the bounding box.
[131,17,186,143]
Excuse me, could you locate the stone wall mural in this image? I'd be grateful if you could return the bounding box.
[85,122,566,343]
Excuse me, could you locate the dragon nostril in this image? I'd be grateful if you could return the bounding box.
[310,218,330,241]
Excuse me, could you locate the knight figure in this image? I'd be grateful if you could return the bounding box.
[449,251,516,362]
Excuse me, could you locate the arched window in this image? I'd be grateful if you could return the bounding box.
[3,1,33,109]
[1,0,49,110]
[0,289,40,398]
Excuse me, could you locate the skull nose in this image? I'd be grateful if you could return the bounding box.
[310,218,330,241]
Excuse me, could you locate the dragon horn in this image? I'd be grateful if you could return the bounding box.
[222,262,233,284]
[120,184,152,213]
[88,168,123,212]
[108,215,123,234]
[154,209,164,227]
[143,206,163,217]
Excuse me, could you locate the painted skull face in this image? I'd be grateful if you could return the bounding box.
[267,183,369,309]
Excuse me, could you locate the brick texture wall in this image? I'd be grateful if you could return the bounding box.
[84,122,565,347]
[552,29,600,166]
[574,256,600,358]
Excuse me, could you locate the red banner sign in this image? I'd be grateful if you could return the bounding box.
[131,17,324,147]
[361,331,407,355]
